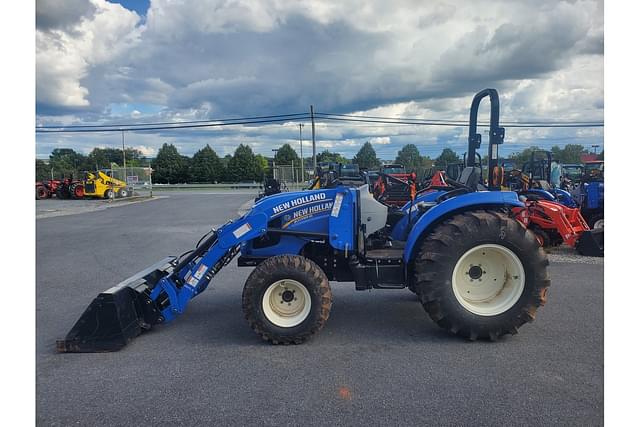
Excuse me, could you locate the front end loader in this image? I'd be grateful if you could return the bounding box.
[58,89,551,352]
[83,170,131,199]
[501,152,603,256]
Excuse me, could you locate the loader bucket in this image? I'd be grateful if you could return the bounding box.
[57,257,176,353]
[575,228,604,257]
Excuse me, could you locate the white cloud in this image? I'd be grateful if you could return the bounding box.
[36,0,603,159]
[36,0,142,110]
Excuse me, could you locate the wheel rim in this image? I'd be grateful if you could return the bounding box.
[593,218,604,229]
[262,279,311,328]
[451,244,525,316]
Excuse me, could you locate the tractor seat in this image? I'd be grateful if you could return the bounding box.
[416,201,437,213]
[457,166,482,190]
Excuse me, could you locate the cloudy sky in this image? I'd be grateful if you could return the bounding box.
[35,0,604,160]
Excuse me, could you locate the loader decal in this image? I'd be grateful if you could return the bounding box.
[282,201,334,228]
[233,223,252,238]
[272,192,327,215]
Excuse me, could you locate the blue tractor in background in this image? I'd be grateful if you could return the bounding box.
[520,150,578,208]
[57,89,550,352]
[574,161,604,229]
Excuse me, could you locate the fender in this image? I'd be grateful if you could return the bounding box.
[524,188,556,201]
[402,191,524,264]
[551,188,577,208]
[523,188,577,208]
[390,190,446,241]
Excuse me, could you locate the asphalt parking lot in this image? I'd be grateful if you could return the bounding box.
[36,193,603,426]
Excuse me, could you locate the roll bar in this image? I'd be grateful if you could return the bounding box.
[467,89,505,190]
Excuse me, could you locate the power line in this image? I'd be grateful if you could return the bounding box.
[316,111,604,126]
[36,111,604,133]
[36,112,309,129]
[315,116,604,128]
[35,116,308,133]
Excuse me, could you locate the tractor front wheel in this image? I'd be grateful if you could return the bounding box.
[413,210,550,341]
[242,255,332,344]
[104,189,113,199]
[589,214,604,230]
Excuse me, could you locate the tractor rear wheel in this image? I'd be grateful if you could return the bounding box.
[36,186,47,200]
[242,255,332,344]
[530,225,550,248]
[70,183,84,199]
[413,210,550,341]
[56,187,68,199]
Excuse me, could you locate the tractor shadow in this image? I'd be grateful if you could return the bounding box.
[165,287,478,347]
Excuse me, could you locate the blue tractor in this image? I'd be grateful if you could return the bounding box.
[520,150,578,208]
[573,161,604,229]
[57,89,550,352]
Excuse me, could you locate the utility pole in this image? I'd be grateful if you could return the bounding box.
[272,148,279,180]
[148,159,153,198]
[121,130,127,183]
[591,144,600,155]
[299,123,304,184]
[310,105,316,171]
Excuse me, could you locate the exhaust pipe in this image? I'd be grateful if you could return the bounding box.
[56,257,176,353]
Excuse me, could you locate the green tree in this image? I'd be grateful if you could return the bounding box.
[434,148,461,168]
[225,144,263,182]
[548,144,588,164]
[189,145,223,183]
[560,144,587,164]
[152,143,188,183]
[394,144,423,171]
[550,145,563,164]
[274,143,299,165]
[221,154,233,167]
[86,147,143,169]
[597,150,604,161]
[508,146,544,169]
[352,142,380,169]
[255,154,269,175]
[317,150,348,164]
[49,148,87,178]
[36,159,51,181]
[179,155,192,183]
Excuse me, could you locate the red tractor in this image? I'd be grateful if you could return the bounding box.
[36,177,84,200]
[380,164,412,181]
[373,172,417,207]
[55,177,85,199]
[372,164,420,207]
[512,194,603,257]
[373,170,451,207]
[36,179,61,199]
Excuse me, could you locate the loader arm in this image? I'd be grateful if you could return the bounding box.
[151,211,269,321]
[57,210,270,352]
